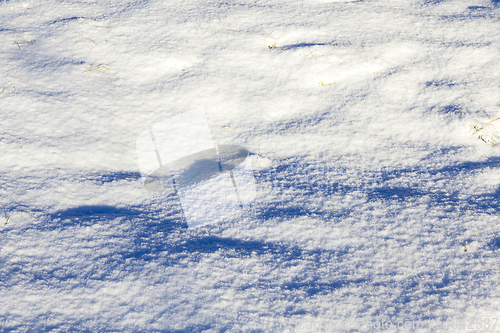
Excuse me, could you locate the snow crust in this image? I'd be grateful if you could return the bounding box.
[1,0,500,331]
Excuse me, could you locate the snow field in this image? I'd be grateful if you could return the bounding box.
[1,0,500,331]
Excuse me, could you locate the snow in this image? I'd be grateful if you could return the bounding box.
[1,0,500,331]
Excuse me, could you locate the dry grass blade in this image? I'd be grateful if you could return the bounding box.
[83,61,116,74]
[1,82,16,93]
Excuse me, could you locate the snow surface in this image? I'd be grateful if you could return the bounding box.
[1,0,500,331]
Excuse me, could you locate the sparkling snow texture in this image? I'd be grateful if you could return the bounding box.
[1,0,500,331]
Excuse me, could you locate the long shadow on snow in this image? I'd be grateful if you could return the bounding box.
[49,205,140,219]
[19,211,354,303]
[83,170,142,184]
[41,181,354,296]
[253,155,500,219]
[253,157,500,317]
[277,39,356,52]
[47,203,187,233]
[16,158,499,302]
[278,42,328,51]
[370,156,500,213]
[41,196,352,292]
[127,233,349,269]
[133,154,500,298]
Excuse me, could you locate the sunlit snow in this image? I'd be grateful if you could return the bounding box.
[1,0,500,331]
